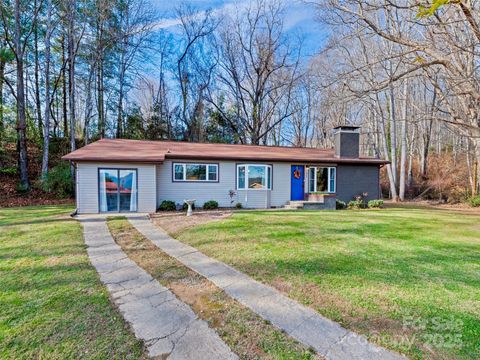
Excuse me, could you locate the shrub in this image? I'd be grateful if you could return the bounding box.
[203,200,219,210]
[235,202,242,209]
[348,193,368,209]
[348,200,359,209]
[0,166,17,176]
[182,202,195,211]
[368,199,384,208]
[336,200,346,210]
[468,195,480,207]
[40,162,74,198]
[158,200,176,211]
[16,183,30,194]
[348,199,366,209]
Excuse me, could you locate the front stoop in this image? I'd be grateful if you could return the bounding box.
[284,199,336,210]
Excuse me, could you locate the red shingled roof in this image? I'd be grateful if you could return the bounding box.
[62,138,388,165]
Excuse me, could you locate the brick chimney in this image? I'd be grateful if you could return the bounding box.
[334,126,360,158]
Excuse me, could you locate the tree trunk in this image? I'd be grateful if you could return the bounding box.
[407,124,415,188]
[67,0,76,181]
[399,81,408,201]
[378,106,398,200]
[97,58,105,138]
[84,63,94,145]
[14,0,30,189]
[0,57,5,142]
[68,0,76,154]
[41,0,53,178]
[62,36,68,138]
[34,0,43,137]
[388,83,398,200]
[116,70,124,138]
[474,138,480,197]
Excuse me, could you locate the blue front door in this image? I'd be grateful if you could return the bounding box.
[291,165,305,200]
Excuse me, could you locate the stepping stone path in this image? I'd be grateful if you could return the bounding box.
[129,215,406,360]
[80,217,237,360]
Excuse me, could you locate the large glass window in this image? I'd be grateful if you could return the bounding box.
[237,164,272,190]
[308,166,336,193]
[173,163,218,182]
[99,169,137,212]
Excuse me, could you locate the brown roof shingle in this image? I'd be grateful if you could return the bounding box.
[62,138,388,165]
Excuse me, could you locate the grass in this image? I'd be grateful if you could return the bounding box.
[172,206,480,360]
[107,217,316,360]
[0,205,146,359]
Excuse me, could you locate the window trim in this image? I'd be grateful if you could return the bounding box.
[172,162,219,183]
[308,166,336,193]
[236,164,273,190]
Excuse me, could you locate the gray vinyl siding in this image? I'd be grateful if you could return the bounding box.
[76,162,157,214]
[271,163,291,207]
[156,160,291,209]
[236,190,271,208]
[336,165,380,202]
[74,159,381,212]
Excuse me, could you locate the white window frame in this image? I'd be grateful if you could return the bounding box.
[236,164,272,190]
[173,163,218,182]
[308,166,336,193]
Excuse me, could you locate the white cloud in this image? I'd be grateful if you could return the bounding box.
[154,17,183,29]
[153,0,297,31]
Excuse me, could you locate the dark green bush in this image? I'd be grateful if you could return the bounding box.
[368,199,384,208]
[468,195,480,207]
[182,202,195,211]
[235,202,242,209]
[158,200,176,211]
[0,166,17,176]
[16,183,30,194]
[336,199,346,210]
[40,162,74,198]
[203,200,219,210]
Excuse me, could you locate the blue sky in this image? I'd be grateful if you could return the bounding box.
[150,0,327,59]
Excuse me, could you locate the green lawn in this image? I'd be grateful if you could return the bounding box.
[0,205,145,359]
[174,206,480,359]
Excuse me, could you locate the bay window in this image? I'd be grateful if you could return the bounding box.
[308,166,336,193]
[237,164,272,190]
[173,163,218,182]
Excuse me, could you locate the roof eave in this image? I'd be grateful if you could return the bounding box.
[164,154,387,165]
[61,156,165,164]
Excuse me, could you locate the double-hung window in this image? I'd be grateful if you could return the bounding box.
[308,167,336,193]
[173,163,218,182]
[237,164,272,190]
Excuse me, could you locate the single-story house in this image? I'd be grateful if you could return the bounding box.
[62,126,387,213]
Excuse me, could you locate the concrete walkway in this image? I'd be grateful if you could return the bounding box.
[80,217,237,360]
[129,216,405,360]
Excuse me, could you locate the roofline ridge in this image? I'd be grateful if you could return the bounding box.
[93,138,334,151]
